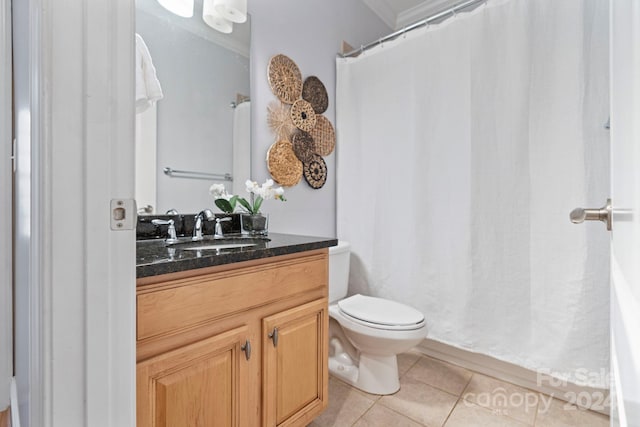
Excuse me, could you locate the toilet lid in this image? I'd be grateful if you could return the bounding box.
[338,294,425,327]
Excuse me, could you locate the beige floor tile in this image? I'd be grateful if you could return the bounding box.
[462,373,538,425]
[445,401,531,427]
[310,377,376,427]
[398,351,422,377]
[404,356,473,396]
[379,375,459,426]
[535,397,609,427]
[330,375,382,401]
[353,403,424,427]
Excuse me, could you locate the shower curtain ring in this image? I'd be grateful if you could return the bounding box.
[360,45,364,55]
[402,26,407,38]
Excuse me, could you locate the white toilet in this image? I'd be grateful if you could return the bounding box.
[328,241,428,395]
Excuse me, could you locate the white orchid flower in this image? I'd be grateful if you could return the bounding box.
[209,183,227,199]
[245,179,258,193]
[235,177,287,213]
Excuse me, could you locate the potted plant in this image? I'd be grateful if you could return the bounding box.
[210,179,286,236]
[209,183,242,234]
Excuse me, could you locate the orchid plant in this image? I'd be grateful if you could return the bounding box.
[209,179,286,215]
[209,183,237,214]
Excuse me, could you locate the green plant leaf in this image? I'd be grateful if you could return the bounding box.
[215,198,233,213]
[237,197,254,214]
[229,195,238,211]
[253,195,264,213]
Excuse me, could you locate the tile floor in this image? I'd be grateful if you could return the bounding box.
[309,351,610,427]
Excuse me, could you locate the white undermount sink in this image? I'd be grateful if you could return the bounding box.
[179,243,257,251]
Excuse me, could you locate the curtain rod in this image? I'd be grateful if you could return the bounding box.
[341,0,487,58]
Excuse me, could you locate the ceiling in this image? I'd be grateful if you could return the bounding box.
[362,0,462,30]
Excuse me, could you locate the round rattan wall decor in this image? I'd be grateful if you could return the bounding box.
[310,115,335,156]
[302,76,329,114]
[266,140,303,187]
[290,99,317,132]
[303,154,327,189]
[268,54,303,104]
[292,131,316,163]
[267,101,296,142]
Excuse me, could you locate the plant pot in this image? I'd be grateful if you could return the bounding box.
[240,213,269,236]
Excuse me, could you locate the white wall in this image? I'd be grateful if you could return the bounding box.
[249,0,390,237]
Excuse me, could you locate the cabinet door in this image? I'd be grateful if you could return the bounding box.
[137,325,251,427]
[262,298,328,427]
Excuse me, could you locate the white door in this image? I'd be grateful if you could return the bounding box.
[0,0,12,416]
[610,1,640,425]
[12,0,137,425]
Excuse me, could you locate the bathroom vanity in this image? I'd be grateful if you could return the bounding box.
[136,234,336,427]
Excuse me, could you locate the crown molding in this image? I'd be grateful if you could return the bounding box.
[396,0,458,29]
[361,0,398,29]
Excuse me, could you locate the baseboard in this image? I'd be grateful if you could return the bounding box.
[0,407,8,427]
[416,339,610,415]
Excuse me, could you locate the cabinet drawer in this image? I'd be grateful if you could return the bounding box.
[137,253,327,341]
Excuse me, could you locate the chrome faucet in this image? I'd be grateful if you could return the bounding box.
[151,219,179,244]
[214,217,232,238]
[192,209,215,241]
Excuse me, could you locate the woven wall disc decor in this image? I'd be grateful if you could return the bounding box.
[267,101,296,142]
[268,54,303,104]
[290,99,317,132]
[310,115,336,156]
[266,140,303,187]
[303,154,327,189]
[292,131,316,163]
[302,76,329,114]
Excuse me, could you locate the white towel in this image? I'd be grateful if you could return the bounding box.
[135,33,163,114]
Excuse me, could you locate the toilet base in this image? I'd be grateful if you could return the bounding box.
[329,348,400,395]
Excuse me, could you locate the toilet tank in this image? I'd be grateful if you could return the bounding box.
[328,241,350,303]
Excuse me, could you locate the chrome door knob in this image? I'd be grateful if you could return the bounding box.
[570,198,612,231]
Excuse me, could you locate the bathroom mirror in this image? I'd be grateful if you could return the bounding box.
[135,0,251,215]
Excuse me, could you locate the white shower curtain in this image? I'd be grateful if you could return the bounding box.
[336,0,610,386]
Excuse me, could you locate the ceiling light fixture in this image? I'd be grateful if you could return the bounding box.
[213,0,247,24]
[203,0,233,33]
[157,0,194,18]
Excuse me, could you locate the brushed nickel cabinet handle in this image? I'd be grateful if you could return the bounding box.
[268,327,279,347]
[241,340,251,360]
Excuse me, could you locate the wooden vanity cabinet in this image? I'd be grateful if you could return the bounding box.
[136,249,329,427]
[262,299,328,427]
[137,325,250,427]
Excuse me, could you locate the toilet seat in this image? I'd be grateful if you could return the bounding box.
[338,294,426,331]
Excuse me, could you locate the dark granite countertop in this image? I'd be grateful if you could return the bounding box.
[136,233,337,279]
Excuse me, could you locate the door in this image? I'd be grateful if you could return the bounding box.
[610,2,640,425]
[0,0,12,421]
[137,325,251,427]
[262,299,328,427]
